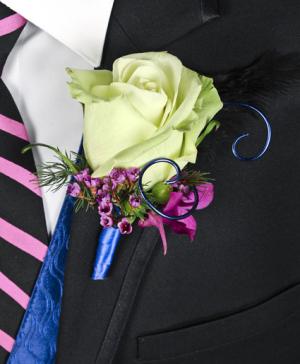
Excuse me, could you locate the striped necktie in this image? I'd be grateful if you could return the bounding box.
[0,4,49,362]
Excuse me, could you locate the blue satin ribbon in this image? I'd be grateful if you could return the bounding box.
[92,227,121,280]
[7,194,75,364]
[91,158,201,280]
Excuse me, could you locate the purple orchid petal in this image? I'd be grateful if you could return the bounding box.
[196,183,214,209]
[161,192,197,241]
[163,192,185,213]
[182,183,214,209]
[140,184,214,247]
[139,212,168,255]
[164,215,197,241]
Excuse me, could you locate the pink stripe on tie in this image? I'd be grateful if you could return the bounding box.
[0,157,42,197]
[0,272,30,309]
[0,330,14,353]
[0,218,47,261]
[0,114,29,141]
[0,13,26,37]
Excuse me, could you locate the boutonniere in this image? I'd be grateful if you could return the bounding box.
[23,52,271,279]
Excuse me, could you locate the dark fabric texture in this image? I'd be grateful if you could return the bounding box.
[56,0,300,363]
[0,4,48,362]
[111,0,219,52]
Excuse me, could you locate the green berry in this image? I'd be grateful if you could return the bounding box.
[151,182,172,204]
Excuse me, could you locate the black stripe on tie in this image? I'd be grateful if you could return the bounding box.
[0,174,48,243]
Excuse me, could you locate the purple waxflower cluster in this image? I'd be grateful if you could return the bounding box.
[97,188,113,227]
[67,166,141,234]
[74,168,101,191]
[67,168,100,198]
[96,167,141,233]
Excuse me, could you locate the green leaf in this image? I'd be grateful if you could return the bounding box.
[22,143,80,174]
[196,119,220,147]
[22,143,89,192]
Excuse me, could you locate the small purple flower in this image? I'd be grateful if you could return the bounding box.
[100,215,113,228]
[98,200,113,215]
[85,177,101,188]
[96,196,110,205]
[102,183,111,192]
[117,218,133,234]
[129,194,141,208]
[110,168,126,184]
[74,168,90,182]
[110,179,119,190]
[67,182,81,197]
[96,189,111,204]
[179,184,190,195]
[126,167,140,182]
[171,182,179,189]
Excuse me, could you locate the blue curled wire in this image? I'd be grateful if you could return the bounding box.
[138,158,199,220]
[224,102,272,161]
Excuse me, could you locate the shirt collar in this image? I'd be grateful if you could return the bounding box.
[1,0,114,67]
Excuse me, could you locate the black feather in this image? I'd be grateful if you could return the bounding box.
[198,52,300,161]
[214,51,300,104]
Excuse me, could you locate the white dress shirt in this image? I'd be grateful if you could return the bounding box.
[1,0,114,235]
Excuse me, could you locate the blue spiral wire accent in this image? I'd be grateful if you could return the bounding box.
[224,102,272,161]
[138,158,199,220]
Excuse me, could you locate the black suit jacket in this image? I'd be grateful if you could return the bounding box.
[56,0,300,363]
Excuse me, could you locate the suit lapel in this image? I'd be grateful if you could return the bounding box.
[100,0,220,68]
[56,12,149,363]
[57,204,159,363]
[112,0,219,51]
[57,1,219,362]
